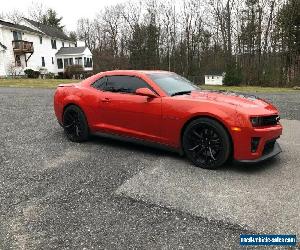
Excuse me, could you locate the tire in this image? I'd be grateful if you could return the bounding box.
[182,118,231,169]
[63,105,89,142]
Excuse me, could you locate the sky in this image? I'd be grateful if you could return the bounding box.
[1,0,128,31]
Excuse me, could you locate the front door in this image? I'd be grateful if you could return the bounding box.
[94,75,162,142]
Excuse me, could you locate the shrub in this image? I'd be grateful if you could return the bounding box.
[223,63,242,86]
[64,65,84,79]
[45,72,55,79]
[24,69,40,78]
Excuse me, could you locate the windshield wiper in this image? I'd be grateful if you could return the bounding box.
[171,90,192,97]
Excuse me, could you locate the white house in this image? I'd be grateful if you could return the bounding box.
[0,18,93,77]
[205,73,225,85]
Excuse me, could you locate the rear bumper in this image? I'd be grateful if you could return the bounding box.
[236,142,282,163]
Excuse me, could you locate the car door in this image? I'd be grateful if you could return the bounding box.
[93,75,163,142]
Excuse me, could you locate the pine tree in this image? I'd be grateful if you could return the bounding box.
[42,9,64,30]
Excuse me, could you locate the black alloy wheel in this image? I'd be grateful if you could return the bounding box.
[182,118,231,169]
[63,105,89,142]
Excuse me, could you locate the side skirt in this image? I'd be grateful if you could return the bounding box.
[92,131,183,155]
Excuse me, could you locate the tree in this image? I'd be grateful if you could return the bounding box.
[74,0,297,86]
[223,63,242,85]
[1,9,23,24]
[69,31,77,42]
[274,0,300,85]
[42,9,64,30]
[77,18,96,51]
[28,1,47,23]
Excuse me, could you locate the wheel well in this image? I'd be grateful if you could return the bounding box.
[180,115,234,157]
[62,103,84,122]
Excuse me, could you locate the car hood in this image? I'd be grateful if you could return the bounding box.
[182,90,278,112]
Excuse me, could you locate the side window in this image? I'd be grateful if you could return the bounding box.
[13,31,22,40]
[51,39,57,49]
[92,77,107,89]
[128,76,150,92]
[104,76,150,94]
[57,59,63,69]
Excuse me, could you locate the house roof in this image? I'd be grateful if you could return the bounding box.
[23,18,72,41]
[0,19,44,36]
[205,71,225,76]
[0,42,7,50]
[56,47,87,55]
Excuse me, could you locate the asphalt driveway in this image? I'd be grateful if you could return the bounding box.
[0,88,299,249]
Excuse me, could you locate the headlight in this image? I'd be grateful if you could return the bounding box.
[250,117,263,127]
[250,115,280,127]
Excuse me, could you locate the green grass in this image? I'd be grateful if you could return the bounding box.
[0,78,296,93]
[200,85,295,93]
[0,78,81,89]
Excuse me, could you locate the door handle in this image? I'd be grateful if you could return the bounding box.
[101,97,111,103]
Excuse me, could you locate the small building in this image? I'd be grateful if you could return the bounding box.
[205,73,225,85]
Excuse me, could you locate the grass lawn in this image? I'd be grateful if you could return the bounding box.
[200,84,295,93]
[0,78,80,89]
[0,78,297,93]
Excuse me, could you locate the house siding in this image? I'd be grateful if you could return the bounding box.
[0,27,17,76]
[205,75,224,85]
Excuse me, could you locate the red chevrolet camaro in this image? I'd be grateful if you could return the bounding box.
[54,70,282,169]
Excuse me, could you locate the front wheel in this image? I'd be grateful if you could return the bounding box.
[63,105,89,142]
[182,118,231,169]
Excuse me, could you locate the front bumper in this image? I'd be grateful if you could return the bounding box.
[231,124,283,162]
[236,141,282,163]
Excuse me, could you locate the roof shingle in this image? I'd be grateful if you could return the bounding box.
[24,18,72,41]
[0,19,44,36]
[56,47,87,55]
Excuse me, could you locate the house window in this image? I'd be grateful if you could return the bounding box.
[40,36,43,44]
[41,57,45,67]
[84,57,92,67]
[15,55,21,66]
[57,59,63,69]
[64,58,69,67]
[51,39,57,49]
[52,57,54,64]
[75,57,82,65]
[62,41,64,47]
[69,58,73,65]
[69,43,71,47]
[13,31,22,41]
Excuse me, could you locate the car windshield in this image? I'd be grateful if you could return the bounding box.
[146,73,199,96]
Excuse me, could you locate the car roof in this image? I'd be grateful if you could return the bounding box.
[100,70,173,76]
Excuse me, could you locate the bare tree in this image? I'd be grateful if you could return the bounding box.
[77,18,96,51]
[2,9,24,24]
[27,1,47,22]
[74,0,296,86]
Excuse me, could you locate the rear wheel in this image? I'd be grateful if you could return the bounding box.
[63,105,89,142]
[182,118,231,169]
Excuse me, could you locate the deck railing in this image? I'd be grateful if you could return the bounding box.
[12,40,34,53]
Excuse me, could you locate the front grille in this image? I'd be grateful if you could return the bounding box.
[261,115,280,126]
[263,139,276,155]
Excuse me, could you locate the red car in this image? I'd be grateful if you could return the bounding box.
[54,70,282,169]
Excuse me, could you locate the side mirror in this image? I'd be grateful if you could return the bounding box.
[135,88,157,98]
